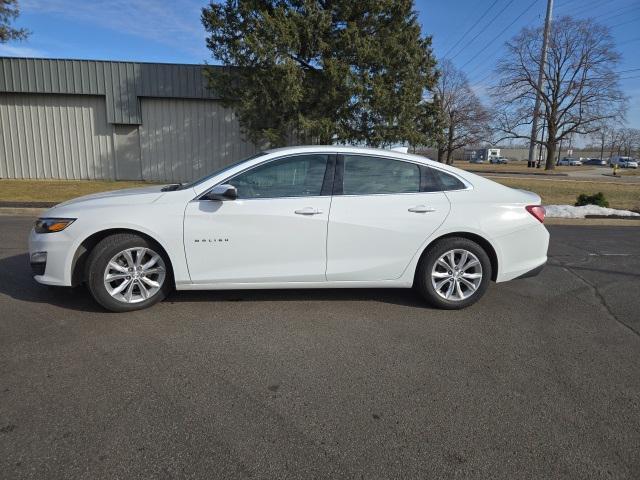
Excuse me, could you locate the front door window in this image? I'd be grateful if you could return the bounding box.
[230,154,329,199]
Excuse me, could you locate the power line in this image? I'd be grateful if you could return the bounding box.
[447,0,518,61]
[554,0,580,8]
[598,3,640,23]
[465,1,542,85]
[471,71,494,87]
[526,0,553,168]
[609,14,640,29]
[619,74,640,81]
[615,67,640,74]
[465,4,544,83]
[441,0,501,59]
[557,0,613,15]
[618,36,640,46]
[459,0,540,70]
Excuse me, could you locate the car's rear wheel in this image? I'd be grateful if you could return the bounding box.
[86,233,172,312]
[416,237,492,309]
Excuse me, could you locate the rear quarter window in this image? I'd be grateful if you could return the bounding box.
[430,168,467,191]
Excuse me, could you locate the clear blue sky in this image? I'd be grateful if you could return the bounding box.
[2,0,639,126]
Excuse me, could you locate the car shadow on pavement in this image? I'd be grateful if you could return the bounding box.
[0,253,104,313]
[166,287,430,309]
[0,253,429,312]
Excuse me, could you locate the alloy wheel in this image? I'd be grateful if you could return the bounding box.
[103,247,166,304]
[431,249,483,301]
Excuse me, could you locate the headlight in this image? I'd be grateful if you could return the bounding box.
[34,218,76,234]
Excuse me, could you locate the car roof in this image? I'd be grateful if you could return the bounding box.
[264,145,443,167]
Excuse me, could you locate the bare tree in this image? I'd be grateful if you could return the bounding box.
[618,128,640,157]
[1,0,28,43]
[588,120,624,160]
[491,16,627,170]
[434,60,488,164]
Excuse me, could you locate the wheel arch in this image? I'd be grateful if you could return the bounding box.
[70,228,175,286]
[414,231,499,283]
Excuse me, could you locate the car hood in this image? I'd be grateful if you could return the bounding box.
[54,185,166,208]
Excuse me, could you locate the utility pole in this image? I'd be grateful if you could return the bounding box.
[527,0,554,168]
[537,116,546,168]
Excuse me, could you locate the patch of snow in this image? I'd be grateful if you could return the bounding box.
[544,204,640,219]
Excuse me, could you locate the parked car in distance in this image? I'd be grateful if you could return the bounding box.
[29,146,549,313]
[582,158,607,166]
[490,156,509,164]
[557,157,582,166]
[469,158,485,164]
[609,156,638,168]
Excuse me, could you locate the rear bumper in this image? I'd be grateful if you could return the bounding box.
[493,222,549,283]
[514,261,546,279]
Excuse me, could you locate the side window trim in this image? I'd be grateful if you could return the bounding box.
[333,155,345,195]
[320,154,337,196]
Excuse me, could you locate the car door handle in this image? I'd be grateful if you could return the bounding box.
[408,205,436,213]
[295,207,323,215]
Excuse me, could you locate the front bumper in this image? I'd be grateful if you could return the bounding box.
[30,251,47,275]
[28,227,75,286]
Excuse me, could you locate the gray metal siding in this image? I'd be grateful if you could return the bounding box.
[139,98,257,183]
[0,93,115,180]
[0,58,222,125]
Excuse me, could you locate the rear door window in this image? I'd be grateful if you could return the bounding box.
[342,155,420,195]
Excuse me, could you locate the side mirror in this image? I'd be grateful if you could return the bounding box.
[203,184,238,201]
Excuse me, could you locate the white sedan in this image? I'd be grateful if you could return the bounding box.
[557,157,582,166]
[29,146,549,312]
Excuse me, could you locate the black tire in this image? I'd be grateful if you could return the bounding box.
[415,237,492,310]
[85,233,172,312]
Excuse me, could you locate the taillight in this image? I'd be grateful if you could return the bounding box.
[526,205,545,223]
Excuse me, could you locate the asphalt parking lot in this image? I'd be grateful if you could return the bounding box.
[1,215,639,479]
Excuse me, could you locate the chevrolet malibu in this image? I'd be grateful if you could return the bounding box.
[29,146,549,312]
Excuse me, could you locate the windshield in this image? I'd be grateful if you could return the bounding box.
[177,152,269,190]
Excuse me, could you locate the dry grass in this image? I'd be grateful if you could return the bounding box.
[491,177,640,211]
[0,179,157,203]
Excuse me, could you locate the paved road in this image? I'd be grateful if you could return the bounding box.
[1,216,639,479]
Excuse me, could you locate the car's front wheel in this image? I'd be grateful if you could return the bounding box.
[415,237,492,309]
[86,233,172,312]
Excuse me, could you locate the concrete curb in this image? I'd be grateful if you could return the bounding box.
[0,207,45,217]
[545,217,640,226]
[0,201,56,208]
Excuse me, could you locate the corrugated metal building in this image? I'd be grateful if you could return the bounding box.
[0,57,258,182]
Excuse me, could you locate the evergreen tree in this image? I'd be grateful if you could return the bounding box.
[1,0,28,43]
[202,0,438,147]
